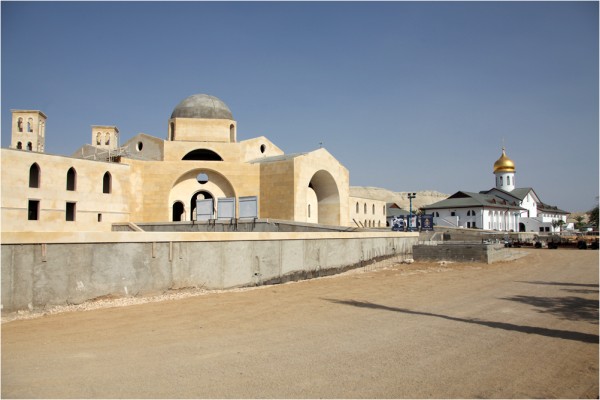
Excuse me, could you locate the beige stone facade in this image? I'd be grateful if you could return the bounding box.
[2,94,381,233]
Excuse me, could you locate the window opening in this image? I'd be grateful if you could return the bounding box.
[356,202,359,213]
[27,142,32,151]
[96,132,101,145]
[28,200,39,221]
[182,149,223,161]
[98,213,102,222]
[196,173,209,184]
[66,168,77,191]
[105,132,110,145]
[66,202,76,221]
[308,204,311,218]
[260,144,266,153]
[103,172,112,193]
[172,201,185,221]
[29,163,40,188]
[27,118,33,132]
[364,203,367,213]
[372,204,375,214]
[17,118,23,132]
[136,141,143,152]
[17,142,23,149]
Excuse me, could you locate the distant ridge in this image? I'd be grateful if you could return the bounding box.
[350,186,449,210]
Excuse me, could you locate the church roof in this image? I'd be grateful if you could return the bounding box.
[170,94,233,120]
[538,202,569,215]
[493,147,516,173]
[249,152,309,164]
[423,191,523,210]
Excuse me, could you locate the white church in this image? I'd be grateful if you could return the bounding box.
[423,148,569,233]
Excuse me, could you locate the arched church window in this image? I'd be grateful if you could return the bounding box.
[308,204,311,218]
[356,202,359,213]
[29,163,40,188]
[17,142,22,149]
[383,205,386,215]
[372,204,375,215]
[105,133,110,145]
[364,203,367,213]
[27,142,32,151]
[27,118,33,132]
[230,124,235,142]
[66,167,77,191]
[499,176,503,186]
[507,176,510,185]
[103,172,112,194]
[17,118,23,132]
[170,122,175,141]
[96,132,101,145]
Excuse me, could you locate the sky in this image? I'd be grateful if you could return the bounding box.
[2,1,598,212]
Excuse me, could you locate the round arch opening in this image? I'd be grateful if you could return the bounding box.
[308,170,340,226]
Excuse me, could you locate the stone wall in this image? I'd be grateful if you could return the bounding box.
[1,231,417,313]
[413,243,524,264]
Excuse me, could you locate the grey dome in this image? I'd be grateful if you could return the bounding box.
[170,94,233,120]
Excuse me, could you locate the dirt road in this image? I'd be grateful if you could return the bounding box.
[2,249,598,398]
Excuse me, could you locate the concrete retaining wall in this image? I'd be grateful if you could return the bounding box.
[1,231,417,313]
[413,243,523,264]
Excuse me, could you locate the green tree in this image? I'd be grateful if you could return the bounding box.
[589,204,599,229]
[574,215,585,230]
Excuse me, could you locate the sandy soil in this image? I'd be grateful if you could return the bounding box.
[2,249,598,399]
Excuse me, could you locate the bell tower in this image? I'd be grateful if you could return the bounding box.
[91,125,119,150]
[11,110,47,152]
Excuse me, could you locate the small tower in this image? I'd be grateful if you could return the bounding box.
[91,125,119,150]
[11,110,47,152]
[493,147,516,192]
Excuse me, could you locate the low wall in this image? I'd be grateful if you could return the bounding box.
[1,231,417,313]
[413,243,525,264]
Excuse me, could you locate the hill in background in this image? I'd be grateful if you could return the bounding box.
[350,186,449,211]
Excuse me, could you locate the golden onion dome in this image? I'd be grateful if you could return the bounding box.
[493,147,516,173]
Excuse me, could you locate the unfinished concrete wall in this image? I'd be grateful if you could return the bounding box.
[1,231,417,313]
[413,243,522,264]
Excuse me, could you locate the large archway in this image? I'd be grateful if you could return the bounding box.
[169,169,236,221]
[308,170,340,226]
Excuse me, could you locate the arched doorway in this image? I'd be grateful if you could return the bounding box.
[308,170,340,226]
[172,201,184,221]
[519,222,526,232]
[191,191,214,220]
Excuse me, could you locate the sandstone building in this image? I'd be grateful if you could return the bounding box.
[2,94,387,232]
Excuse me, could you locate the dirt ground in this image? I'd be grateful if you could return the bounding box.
[2,249,598,399]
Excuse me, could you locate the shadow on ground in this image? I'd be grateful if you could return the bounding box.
[501,295,598,324]
[323,298,599,345]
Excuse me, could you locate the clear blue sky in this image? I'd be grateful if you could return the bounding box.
[2,1,598,212]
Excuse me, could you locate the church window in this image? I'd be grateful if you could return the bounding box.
[383,205,386,215]
[230,124,235,142]
[136,141,143,152]
[196,173,209,184]
[507,176,510,185]
[27,118,33,132]
[451,211,456,216]
[96,132,101,145]
[29,163,40,188]
[364,203,367,213]
[356,202,359,213]
[27,142,32,151]
[499,176,503,186]
[17,118,23,132]
[28,200,40,221]
[467,210,471,216]
[467,222,471,228]
[170,122,175,140]
[66,167,77,191]
[98,213,102,222]
[372,204,375,214]
[182,149,223,161]
[105,132,110,145]
[260,144,266,153]
[103,172,112,194]
[308,204,311,218]
[17,142,22,149]
[66,202,76,221]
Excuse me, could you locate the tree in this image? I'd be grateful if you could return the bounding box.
[589,204,599,229]
[575,215,586,231]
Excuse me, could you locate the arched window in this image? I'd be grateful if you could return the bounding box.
[182,149,223,161]
[507,176,510,185]
[26,142,32,151]
[230,124,235,142]
[103,172,112,194]
[66,167,77,191]
[96,132,101,145]
[467,210,471,216]
[499,176,503,186]
[364,203,367,213]
[172,201,184,222]
[27,118,33,132]
[308,204,311,218]
[17,118,23,132]
[105,132,110,145]
[29,163,40,188]
[356,202,359,213]
[16,142,22,149]
[170,122,175,141]
[383,205,386,215]
[372,204,375,214]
